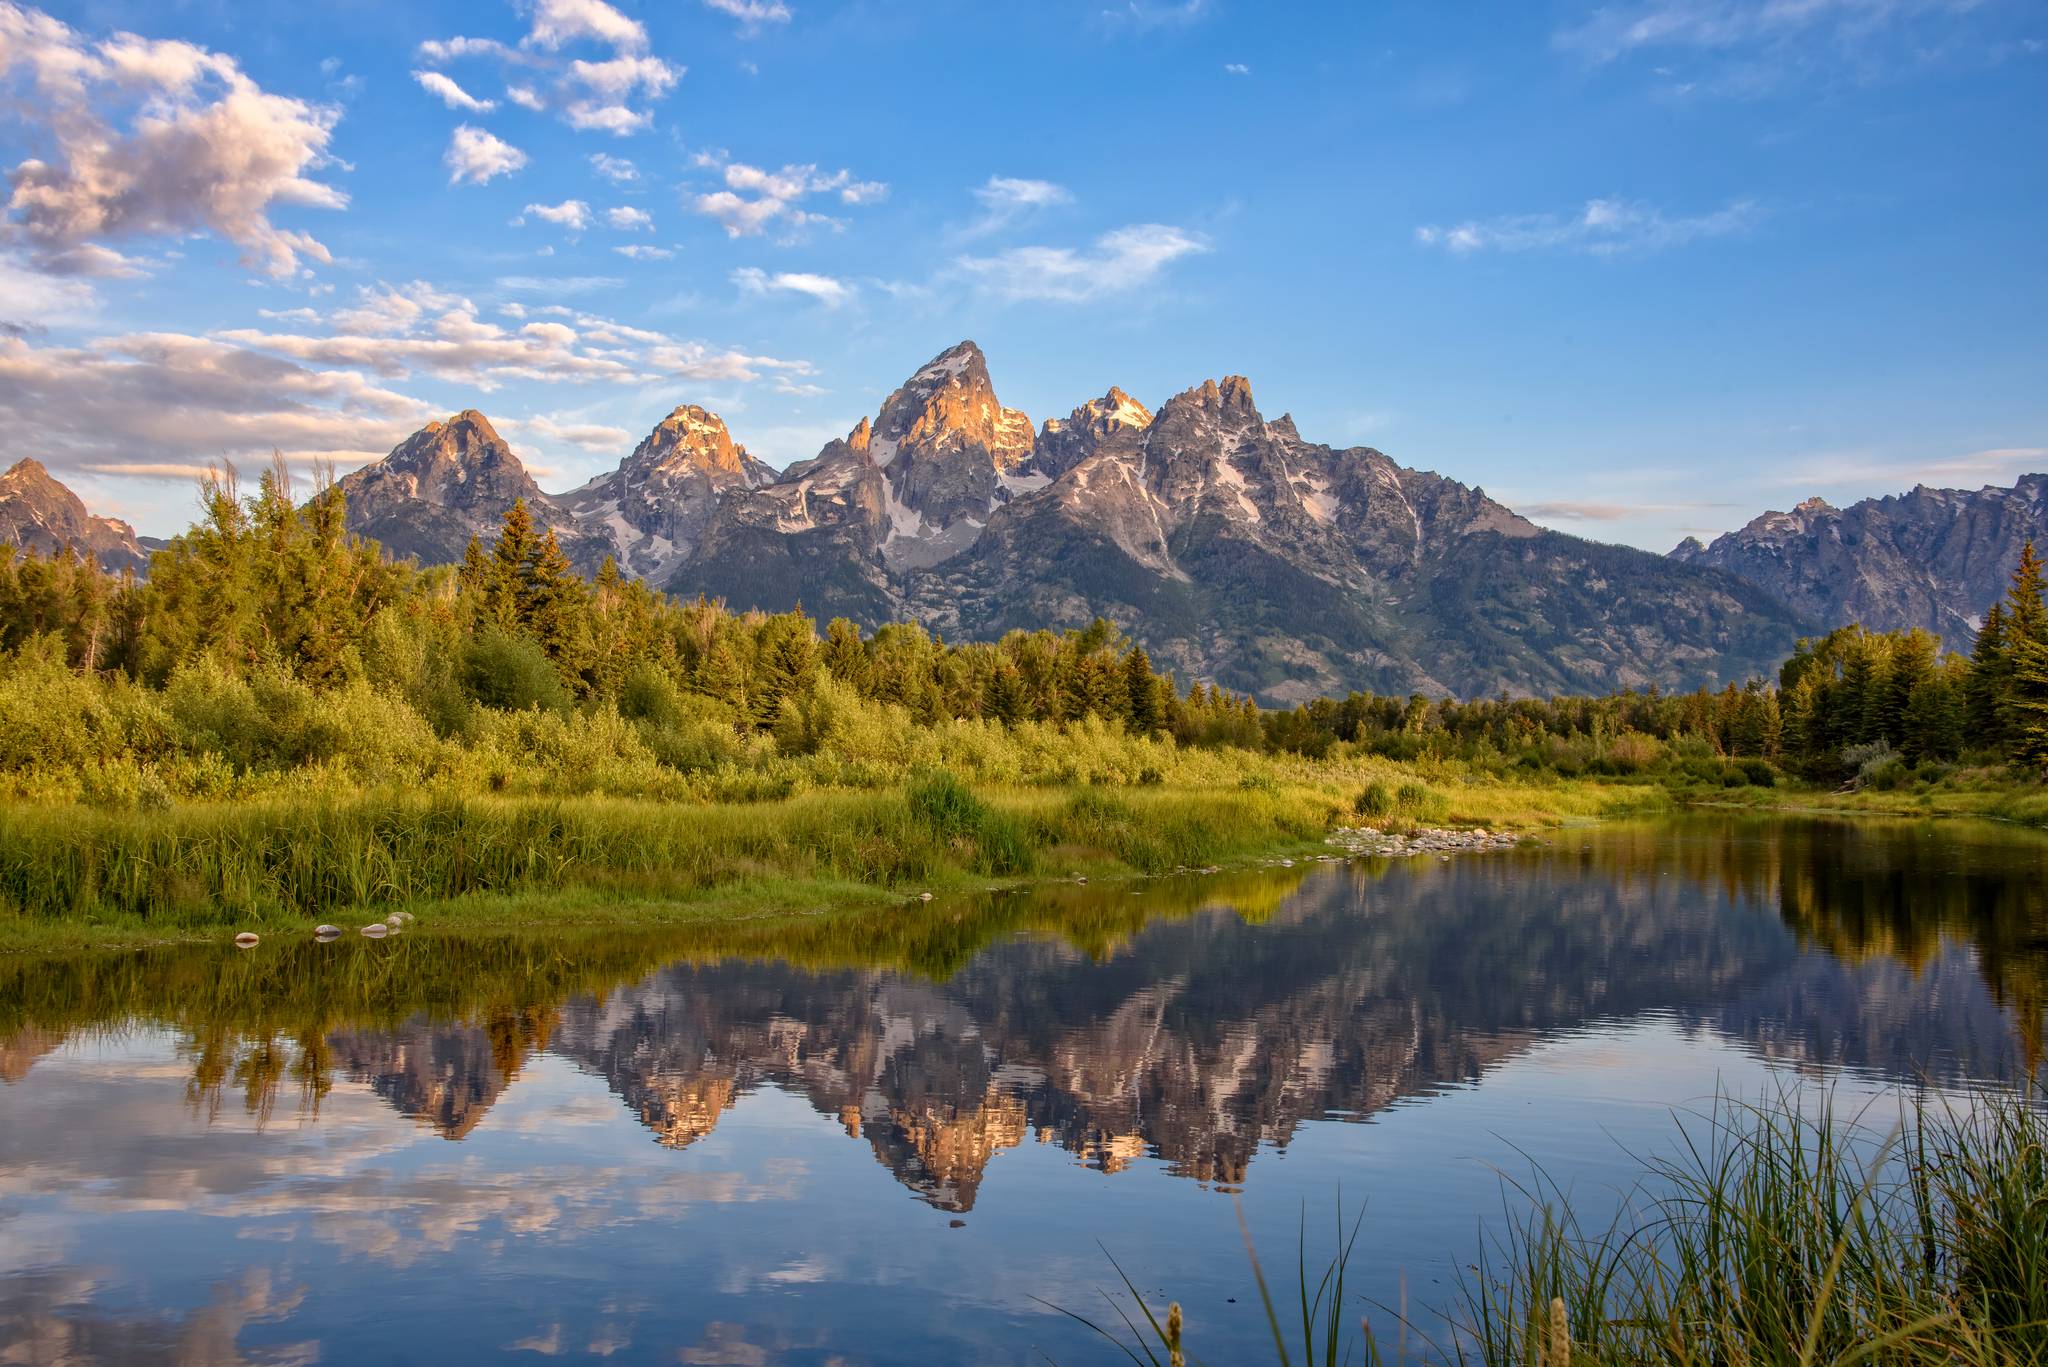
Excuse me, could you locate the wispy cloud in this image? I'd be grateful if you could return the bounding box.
[1519,498,1730,521]
[589,153,639,183]
[1553,0,1992,94]
[606,206,653,230]
[1223,62,1250,75]
[963,176,1073,238]
[1764,447,2048,490]
[704,0,793,32]
[733,267,853,307]
[1416,197,1761,255]
[508,413,632,453]
[412,70,495,111]
[954,224,1208,302]
[613,244,674,259]
[1101,0,1210,29]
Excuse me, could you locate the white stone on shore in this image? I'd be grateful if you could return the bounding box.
[233,932,260,948]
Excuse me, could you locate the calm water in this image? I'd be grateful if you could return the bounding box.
[4,816,2047,1364]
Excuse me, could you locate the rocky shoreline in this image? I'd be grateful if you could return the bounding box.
[1325,825,1525,858]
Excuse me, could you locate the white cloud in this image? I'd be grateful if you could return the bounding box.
[964,176,1072,237]
[704,0,794,30]
[412,69,495,111]
[0,331,431,486]
[589,153,639,183]
[1415,197,1762,255]
[446,125,528,185]
[521,199,593,231]
[1223,62,1250,74]
[954,223,1208,302]
[613,243,673,259]
[416,36,523,64]
[0,252,101,329]
[733,266,852,306]
[688,159,877,238]
[509,413,632,452]
[418,0,678,136]
[524,0,648,53]
[0,4,345,279]
[606,205,653,230]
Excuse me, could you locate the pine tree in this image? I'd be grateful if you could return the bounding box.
[1124,645,1163,734]
[1966,601,2010,747]
[2003,541,2048,769]
[485,499,535,628]
[985,663,1025,725]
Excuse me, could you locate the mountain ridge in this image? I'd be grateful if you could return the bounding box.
[20,343,2036,701]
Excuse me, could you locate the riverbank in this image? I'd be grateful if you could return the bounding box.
[0,766,1679,952]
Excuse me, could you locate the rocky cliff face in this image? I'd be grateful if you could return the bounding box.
[910,371,1803,700]
[0,458,148,573]
[1671,476,2048,646]
[562,405,775,582]
[323,343,1820,698]
[336,409,605,569]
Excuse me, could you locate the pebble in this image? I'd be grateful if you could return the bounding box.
[1325,825,1524,860]
[385,914,405,928]
[360,922,388,938]
[314,924,342,939]
[917,892,933,903]
[233,932,260,948]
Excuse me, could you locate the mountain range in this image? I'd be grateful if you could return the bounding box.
[6,342,2044,699]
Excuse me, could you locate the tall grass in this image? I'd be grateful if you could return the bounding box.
[1456,1088,2048,1365]
[1062,1089,2048,1365]
[0,780,1335,935]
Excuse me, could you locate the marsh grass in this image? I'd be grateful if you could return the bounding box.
[1062,1089,2048,1365]
[1454,1087,2048,1365]
[0,780,1341,941]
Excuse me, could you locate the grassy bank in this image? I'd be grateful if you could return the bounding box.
[0,762,1680,952]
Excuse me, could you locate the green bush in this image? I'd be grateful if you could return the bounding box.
[460,626,571,714]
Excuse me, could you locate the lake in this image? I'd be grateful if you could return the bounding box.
[3,815,2045,1364]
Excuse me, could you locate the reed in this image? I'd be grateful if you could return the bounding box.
[0,778,1335,939]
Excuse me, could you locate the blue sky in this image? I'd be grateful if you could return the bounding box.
[1,0,2042,550]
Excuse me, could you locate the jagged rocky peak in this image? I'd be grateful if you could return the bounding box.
[870,340,1034,470]
[365,408,540,504]
[0,456,150,572]
[1036,386,1155,477]
[616,403,778,490]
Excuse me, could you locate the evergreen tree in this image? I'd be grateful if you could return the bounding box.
[2002,542,2048,769]
[1124,645,1164,734]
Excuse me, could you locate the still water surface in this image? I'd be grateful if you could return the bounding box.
[3,816,2047,1363]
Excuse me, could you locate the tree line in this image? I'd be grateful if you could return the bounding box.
[0,465,1264,753]
[1262,542,2048,784]
[1,461,2043,786]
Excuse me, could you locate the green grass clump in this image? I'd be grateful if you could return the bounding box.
[1457,1088,2048,1366]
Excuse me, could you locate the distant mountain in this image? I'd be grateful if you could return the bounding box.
[0,458,148,573]
[561,404,776,583]
[1672,476,2048,647]
[331,345,1815,699]
[335,409,606,570]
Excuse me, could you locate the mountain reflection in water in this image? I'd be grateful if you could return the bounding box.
[5,817,2046,1214]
